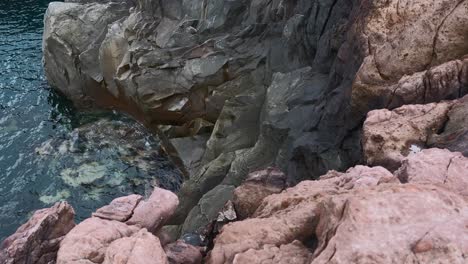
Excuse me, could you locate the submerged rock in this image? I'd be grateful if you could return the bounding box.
[0,202,75,264]
[34,116,181,222]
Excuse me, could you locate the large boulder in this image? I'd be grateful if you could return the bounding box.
[57,187,179,263]
[207,165,395,263]
[56,217,140,264]
[103,229,168,264]
[0,202,75,264]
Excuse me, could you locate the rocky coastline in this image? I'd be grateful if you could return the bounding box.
[1,0,468,263]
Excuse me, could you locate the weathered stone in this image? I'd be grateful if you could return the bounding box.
[103,229,168,264]
[93,194,143,222]
[164,240,203,264]
[232,241,313,264]
[363,101,453,170]
[0,202,75,264]
[57,217,140,264]
[395,148,468,197]
[126,187,179,233]
[207,166,395,263]
[429,95,468,155]
[312,184,468,264]
[232,167,288,219]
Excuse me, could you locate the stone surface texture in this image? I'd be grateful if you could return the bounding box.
[0,202,75,264]
[42,0,468,233]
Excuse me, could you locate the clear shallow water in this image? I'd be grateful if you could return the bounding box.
[0,0,181,240]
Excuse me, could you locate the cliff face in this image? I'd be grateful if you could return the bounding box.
[42,0,468,233]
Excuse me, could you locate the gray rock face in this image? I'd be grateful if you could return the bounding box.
[43,0,468,233]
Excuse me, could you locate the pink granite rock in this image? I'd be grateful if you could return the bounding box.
[362,101,453,170]
[0,202,75,264]
[232,240,313,264]
[395,148,468,197]
[126,187,179,232]
[312,184,468,263]
[103,229,168,264]
[207,166,395,263]
[232,167,287,219]
[164,240,203,264]
[56,217,140,264]
[93,194,143,222]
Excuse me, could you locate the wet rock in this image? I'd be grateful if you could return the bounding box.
[56,217,140,264]
[232,167,288,219]
[164,240,203,264]
[362,101,454,170]
[103,229,168,264]
[126,187,179,233]
[395,148,468,197]
[93,194,143,222]
[0,202,75,264]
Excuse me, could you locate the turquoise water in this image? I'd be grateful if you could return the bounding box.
[0,0,181,240]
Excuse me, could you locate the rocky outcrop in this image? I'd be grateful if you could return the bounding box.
[207,165,396,263]
[207,157,468,264]
[0,202,75,264]
[42,0,468,245]
[57,187,179,264]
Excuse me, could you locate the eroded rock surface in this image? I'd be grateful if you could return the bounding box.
[57,187,179,263]
[232,167,288,219]
[208,162,468,264]
[207,165,396,263]
[395,148,468,197]
[363,101,454,170]
[0,202,75,264]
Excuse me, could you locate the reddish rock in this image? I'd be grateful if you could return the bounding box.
[0,202,75,264]
[362,101,453,170]
[127,187,179,232]
[93,194,143,222]
[232,240,313,264]
[103,229,168,264]
[56,218,140,264]
[207,166,395,263]
[312,184,468,264]
[232,167,287,219]
[395,148,468,197]
[164,240,203,264]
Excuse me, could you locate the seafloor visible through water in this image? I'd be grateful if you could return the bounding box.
[0,0,181,240]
